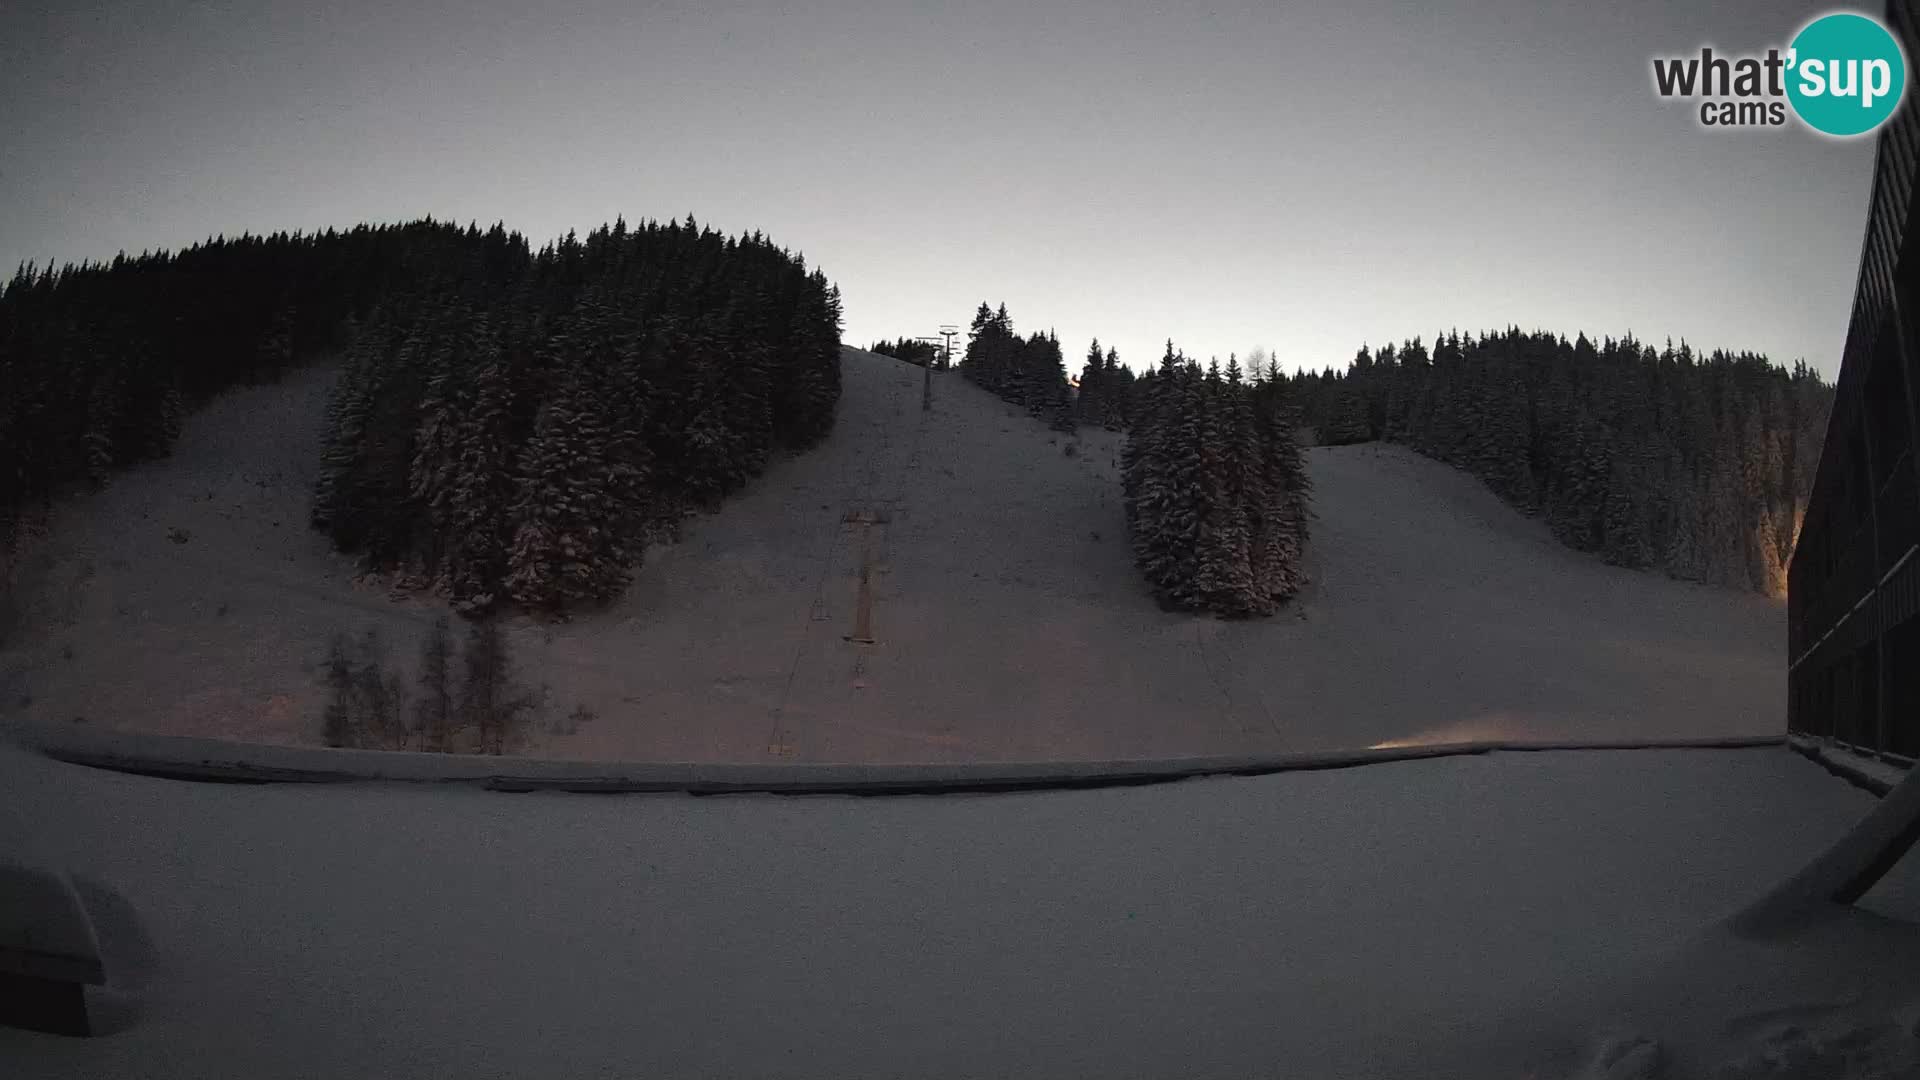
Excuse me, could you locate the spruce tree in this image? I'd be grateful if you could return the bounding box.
[504,353,649,613]
[1103,347,1128,429]
[1190,360,1232,608]
[410,310,516,607]
[1255,375,1311,605]
[1124,345,1311,614]
[1213,356,1260,613]
[1078,339,1105,426]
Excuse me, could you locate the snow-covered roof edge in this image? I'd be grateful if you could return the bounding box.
[1,722,1784,796]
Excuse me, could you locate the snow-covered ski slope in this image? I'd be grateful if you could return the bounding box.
[0,348,1784,762]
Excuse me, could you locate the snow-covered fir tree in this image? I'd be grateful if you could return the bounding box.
[1122,343,1309,616]
[960,302,1074,429]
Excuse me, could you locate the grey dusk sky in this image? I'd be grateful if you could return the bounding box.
[0,0,1880,376]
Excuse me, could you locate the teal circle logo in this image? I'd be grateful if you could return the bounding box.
[1787,12,1907,136]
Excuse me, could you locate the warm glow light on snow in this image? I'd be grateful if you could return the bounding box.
[1368,716,1525,750]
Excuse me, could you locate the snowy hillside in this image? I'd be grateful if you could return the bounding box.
[0,347,1784,762]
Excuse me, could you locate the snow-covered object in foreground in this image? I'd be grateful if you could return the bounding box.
[0,861,103,1035]
[4,740,1919,1078]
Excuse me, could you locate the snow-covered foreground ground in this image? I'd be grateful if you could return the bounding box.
[4,742,1919,1078]
[0,348,1783,761]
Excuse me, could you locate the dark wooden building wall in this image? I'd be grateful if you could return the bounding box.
[1788,0,1920,759]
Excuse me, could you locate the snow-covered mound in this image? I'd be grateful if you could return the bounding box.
[0,348,1783,761]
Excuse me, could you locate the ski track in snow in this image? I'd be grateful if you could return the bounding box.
[0,348,1785,763]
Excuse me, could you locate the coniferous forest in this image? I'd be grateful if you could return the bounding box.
[317,218,841,613]
[1283,329,1833,594]
[5,225,1822,626]
[960,303,1074,431]
[867,337,946,367]
[2,216,844,615]
[962,307,1311,616]
[1073,338,1137,431]
[1,221,477,538]
[1123,346,1312,615]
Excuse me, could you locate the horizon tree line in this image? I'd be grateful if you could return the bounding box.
[312,216,844,614]
[1073,337,1136,431]
[959,302,1074,431]
[1283,328,1833,594]
[867,337,948,367]
[1,220,497,552]
[0,217,844,623]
